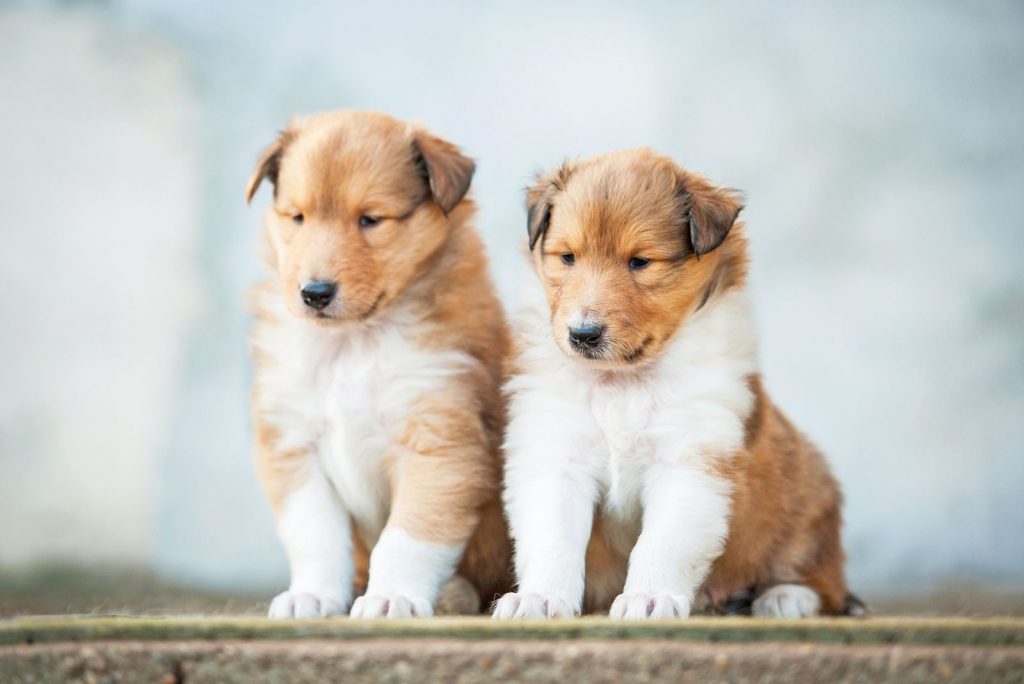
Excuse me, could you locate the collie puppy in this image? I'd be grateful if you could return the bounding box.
[493,149,852,619]
[246,111,511,618]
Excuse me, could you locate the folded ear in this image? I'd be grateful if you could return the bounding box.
[245,129,295,204]
[526,162,574,250]
[679,172,744,257]
[413,132,475,215]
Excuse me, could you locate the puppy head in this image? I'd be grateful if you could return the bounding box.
[246,110,474,323]
[526,148,744,369]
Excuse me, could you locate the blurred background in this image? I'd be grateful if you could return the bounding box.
[1,0,1022,615]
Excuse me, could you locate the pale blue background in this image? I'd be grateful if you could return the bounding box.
[1,0,1022,601]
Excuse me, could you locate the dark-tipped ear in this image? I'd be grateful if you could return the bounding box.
[679,172,744,256]
[413,132,475,215]
[245,129,295,204]
[526,162,574,250]
[526,180,552,251]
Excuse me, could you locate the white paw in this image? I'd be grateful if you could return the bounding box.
[267,590,348,619]
[609,592,692,620]
[491,592,575,619]
[752,584,820,618]
[350,594,433,619]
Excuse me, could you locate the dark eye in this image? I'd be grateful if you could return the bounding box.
[560,253,576,266]
[358,215,380,228]
[628,257,651,270]
[292,213,304,225]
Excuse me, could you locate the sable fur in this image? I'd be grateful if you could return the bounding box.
[495,148,850,619]
[248,110,512,617]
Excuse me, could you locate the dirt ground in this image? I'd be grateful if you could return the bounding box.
[2,565,1022,618]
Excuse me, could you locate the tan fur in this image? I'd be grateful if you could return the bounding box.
[252,412,308,511]
[581,517,630,613]
[527,148,849,615]
[705,374,848,613]
[248,110,513,609]
[528,150,745,368]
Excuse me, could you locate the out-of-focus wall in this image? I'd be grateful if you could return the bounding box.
[1,0,1022,596]
[0,7,201,566]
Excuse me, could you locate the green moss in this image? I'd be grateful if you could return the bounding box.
[1,615,1022,647]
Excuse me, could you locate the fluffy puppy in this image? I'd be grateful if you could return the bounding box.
[247,110,511,618]
[493,149,852,620]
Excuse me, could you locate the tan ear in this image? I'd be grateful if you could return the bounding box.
[245,129,295,204]
[526,161,574,250]
[678,171,744,256]
[413,132,475,215]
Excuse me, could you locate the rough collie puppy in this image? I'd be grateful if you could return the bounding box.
[246,111,511,618]
[493,149,852,620]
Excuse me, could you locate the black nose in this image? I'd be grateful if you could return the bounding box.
[301,281,337,310]
[568,323,605,350]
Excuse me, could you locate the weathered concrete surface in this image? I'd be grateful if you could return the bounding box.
[1,617,1022,683]
[2,639,1023,684]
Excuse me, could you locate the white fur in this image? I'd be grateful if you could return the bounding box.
[752,584,821,618]
[350,528,463,618]
[495,263,757,620]
[253,289,479,618]
[268,466,351,618]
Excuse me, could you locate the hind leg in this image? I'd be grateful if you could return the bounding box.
[435,575,483,615]
[752,583,820,618]
[797,506,849,615]
[754,503,848,618]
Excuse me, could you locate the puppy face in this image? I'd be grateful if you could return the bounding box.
[246,110,474,324]
[527,149,743,369]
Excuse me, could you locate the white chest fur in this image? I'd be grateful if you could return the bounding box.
[253,298,477,543]
[509,286,759,525]
[501,270,761,617]
[584,378,655,519]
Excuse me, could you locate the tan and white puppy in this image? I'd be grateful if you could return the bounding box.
[493,149,852,620]
[247,110,511,619]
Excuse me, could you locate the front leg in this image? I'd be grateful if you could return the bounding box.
[261,453,354,618]
[492,436,598,619]
[351,399,495,619]
[610,463,731,620]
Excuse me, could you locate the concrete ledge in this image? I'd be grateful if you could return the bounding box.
[2,617,1023,683]
[2,615,1022,647]
[4,639,1024,684]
